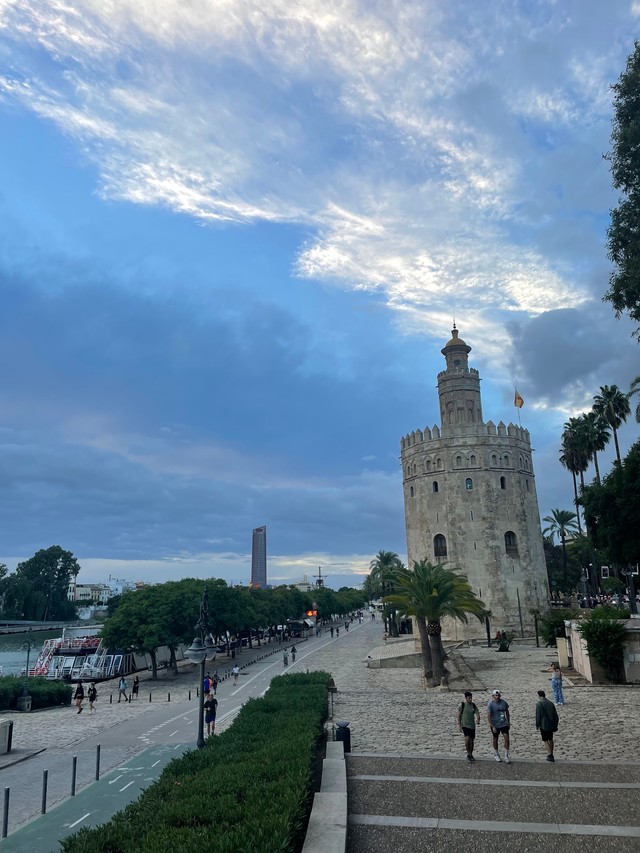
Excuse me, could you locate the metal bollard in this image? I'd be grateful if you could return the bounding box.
[95,744,101,781]
[110,694,113,704]
[188,690,191,701]
[42,769,48,814]
[335,721,351,753]
[71,755,77,796]
[149,692,152,702]
[2,787,8,838]
[167,693,170,702]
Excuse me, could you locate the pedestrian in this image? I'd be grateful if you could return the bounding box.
[291,645,297,662]
[383,632,388,644]
[330,627,334,638]
[74,680,84,714]
[487,689,511,763]
[118,676,128,703]
[88,682,97,713]
[132,676,139,699]
[457,691,480,762]
[283,649,289,667]
[232,664,240,685]
[204,694,218,736]
[203,672,211,697]
[336,627,340,637]
[547,662,565,705]
[212,671,219,695]
[535,689,559,762]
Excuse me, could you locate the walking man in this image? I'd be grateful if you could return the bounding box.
[457,691,480,762]
[88,682,97,713]
[535,689,559,762]
[487,689,511,763]
[204,694,218,736]
[232,664,240,685]
[118,676,128,703]
[74,680,84,714]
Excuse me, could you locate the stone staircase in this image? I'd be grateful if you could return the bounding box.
[346,753,640,852]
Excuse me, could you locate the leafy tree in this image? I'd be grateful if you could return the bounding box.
[605,41,640,336]
[385,560,486,686]
[577,608,627,682]
[578,411,610,483]
[629,376,640,422]
[542,510,579,589]
[592,385,631,465]
[538,609,573,647]
[1,546,79,620]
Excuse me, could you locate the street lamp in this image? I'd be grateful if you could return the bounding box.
[579,568,589,603]
[22,627,34,697]
[186,589,216,749]
[622,567,638,616]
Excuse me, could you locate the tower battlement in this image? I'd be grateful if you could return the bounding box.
[400,421,531,451]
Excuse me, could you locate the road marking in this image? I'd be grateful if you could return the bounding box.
[169,729,179,737]
[173,743,182,750]
[351,774,640,790]
[108,775,123,785]
[151,760,161,767]
[68,812,91,828]
[119,781,135,792]
[349,814,640,837]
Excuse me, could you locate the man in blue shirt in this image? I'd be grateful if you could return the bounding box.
[487,689,511,763]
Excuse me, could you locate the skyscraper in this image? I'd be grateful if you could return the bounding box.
[251,525,267,588]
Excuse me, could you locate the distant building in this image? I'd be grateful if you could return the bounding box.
[400,327,549,639]
[251,525,267,587]
[67,582,111,604]
[290,575,313,592]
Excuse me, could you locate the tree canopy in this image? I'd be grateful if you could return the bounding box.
[0,546,80,620]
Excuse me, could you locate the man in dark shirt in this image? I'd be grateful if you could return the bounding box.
[204,695,218,736]
[535,689,559,762]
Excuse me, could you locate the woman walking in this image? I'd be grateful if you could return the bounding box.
[547,662,565,705]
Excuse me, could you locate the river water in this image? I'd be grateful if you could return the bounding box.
[0,629,67,675]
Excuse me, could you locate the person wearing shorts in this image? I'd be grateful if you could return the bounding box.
[457,691,480,762]
[487,689,511,763]
[204,695,218,736]
[535,689,559,762]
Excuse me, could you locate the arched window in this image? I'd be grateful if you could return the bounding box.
[410,486,414,497]
[470,455,477,466]
[465,478,473,490]
[406,464,411,477]
[456,455,463,467]
[426,459,432,472]
[434,534,447,557]
[526,479,530,492]
[432,481,439,493]
[412,463,417,475]
[503,454,510,467]
[491,454,497,466]
[505,531,518,557]
[500,476,506,490]
[436,457,443,469]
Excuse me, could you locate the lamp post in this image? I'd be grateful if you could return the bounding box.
[622,567,638,616]
[186,589,216,749]
[22,628,33,697]
[579,568,589,605]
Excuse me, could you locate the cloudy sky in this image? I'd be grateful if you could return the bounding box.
[0,1,638,590]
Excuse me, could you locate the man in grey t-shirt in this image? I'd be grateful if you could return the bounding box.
[487,689,511,763]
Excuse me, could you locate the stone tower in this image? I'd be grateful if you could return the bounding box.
[400,327,549,639]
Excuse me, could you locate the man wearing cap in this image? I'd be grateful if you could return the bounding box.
[487,689,511,763]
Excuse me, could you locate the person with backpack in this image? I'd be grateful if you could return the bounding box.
[457,691,480,761]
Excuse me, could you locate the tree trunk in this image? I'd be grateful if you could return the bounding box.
[613,426,621,466]
[415,616,433,682]
[561,533,568,589]
[427,620,447,685]
[389,611,400,637]
[169,646,178,675]
[149,649,158,680]
[571,472,582,534]
[593,450,601,482]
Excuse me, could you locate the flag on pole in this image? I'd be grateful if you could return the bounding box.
[514,389,524,409]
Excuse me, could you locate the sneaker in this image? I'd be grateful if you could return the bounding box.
[494,753,501,762]
[546,755,555,762]
[469,754,475,762]
[504,753,511,763]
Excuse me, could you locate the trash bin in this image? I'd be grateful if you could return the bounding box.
[335,720,351,753]
[0,719,13,755]
[16,695,32,713]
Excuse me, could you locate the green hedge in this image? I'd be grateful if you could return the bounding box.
[0,676,72,710]
[62,670,330,853]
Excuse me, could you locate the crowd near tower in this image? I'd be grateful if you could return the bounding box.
[251,525,267,588]
[400,327,549,639]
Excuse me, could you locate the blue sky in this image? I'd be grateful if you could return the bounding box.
[0,1,638,589]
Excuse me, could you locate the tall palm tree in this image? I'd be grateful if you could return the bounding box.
[592,385,630,465]
[559,449,582,534]
[542,509,579,589]
[629,376,640,423]
[385,560,486,686]
[578,411,610,482]
[369,551,404,637]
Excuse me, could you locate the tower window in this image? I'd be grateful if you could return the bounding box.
[436,457,442,469]
[526,479,530,492]
[500,476,506,490]
[426,459,432,472]
[505,531,518,557]
[503,454,510,467]
[465,478,473,490]
[491,454,497,466]
[434,534,447,558]
[410,486,414,497]
[470,455,476,466]
[456,455,463,467]
[432,481,439,493]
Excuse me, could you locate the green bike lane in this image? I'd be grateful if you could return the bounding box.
[3,741,190,852]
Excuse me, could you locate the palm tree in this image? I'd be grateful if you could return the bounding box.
[592,385,630,465]
[542,509,579,589]
[385,560,486,686]
[629,376,640,423]
[578,411,610,482]
[369,551,404,637]
[561,419,591,532]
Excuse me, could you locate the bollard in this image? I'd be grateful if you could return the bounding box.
[95,744,101,781]
[41,769,48,814]
[71,755,77,796]
[196,687,199,698]
[168,693,170,703]
[110,694,113,704]
[2,787,8,838]
[335,721,351,753]
[188,690,191,701]
[149,693,152,702]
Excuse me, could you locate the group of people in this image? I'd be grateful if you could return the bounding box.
[456,679,562,764]
[202,672,219,736]
[73,675,141,713]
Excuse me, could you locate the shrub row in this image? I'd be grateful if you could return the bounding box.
[62,670,331,853]
[0,675,72,710]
